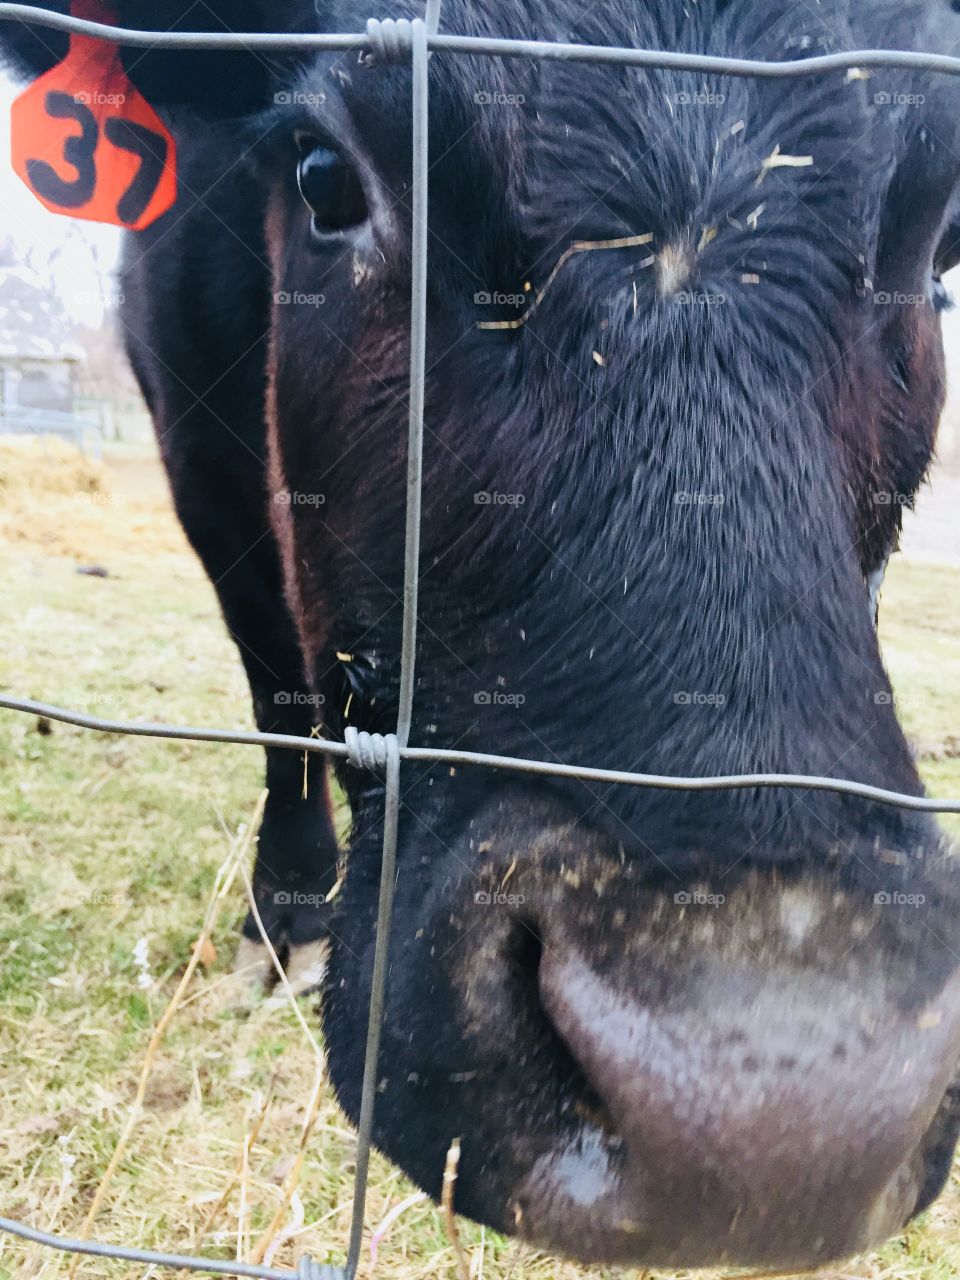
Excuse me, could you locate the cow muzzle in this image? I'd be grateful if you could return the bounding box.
[501,872,960,1270]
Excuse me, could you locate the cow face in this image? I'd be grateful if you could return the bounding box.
[5,0,960,1269]
[265,1,960,1267]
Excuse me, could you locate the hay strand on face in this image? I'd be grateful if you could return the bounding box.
[756,143,814,184]
[478,233,654,331]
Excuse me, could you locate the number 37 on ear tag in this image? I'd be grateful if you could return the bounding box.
[11,0,177,231]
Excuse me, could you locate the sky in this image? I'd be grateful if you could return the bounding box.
[0,76,122,326]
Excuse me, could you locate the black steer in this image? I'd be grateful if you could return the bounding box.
[5,0,960,1269]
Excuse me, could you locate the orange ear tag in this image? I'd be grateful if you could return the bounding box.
[10,0,177,230]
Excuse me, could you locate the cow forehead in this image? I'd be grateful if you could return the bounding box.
[294,57,889,297]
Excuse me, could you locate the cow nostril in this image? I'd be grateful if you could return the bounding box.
[502,917,552,1034]
[506,923,621,1136]
[506,916,544,993]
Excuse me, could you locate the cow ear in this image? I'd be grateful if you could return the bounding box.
[113,1,327,116]
[0,1,328,116]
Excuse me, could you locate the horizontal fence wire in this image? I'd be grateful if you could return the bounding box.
[2,4,960,1280]
[0,1216,332,1280]
[3,694,960,813]
[4,3,960,78]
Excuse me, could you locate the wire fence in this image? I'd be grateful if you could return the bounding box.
[2,4,960,1278]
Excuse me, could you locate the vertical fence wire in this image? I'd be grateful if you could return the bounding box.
[344,17,431,1278]
[396,16,430,751]
[344,738,403,1278]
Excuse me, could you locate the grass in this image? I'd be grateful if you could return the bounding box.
[0,437,959,1279]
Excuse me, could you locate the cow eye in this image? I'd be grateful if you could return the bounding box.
[296,140,368,238]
